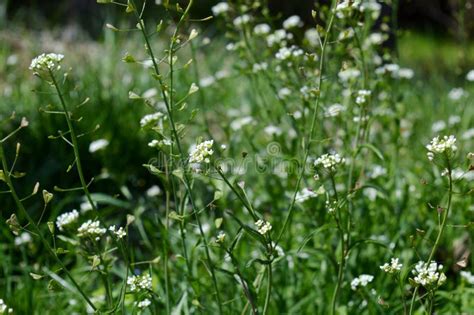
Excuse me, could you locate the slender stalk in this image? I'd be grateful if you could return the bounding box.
[409,161,453,314]
[0,141,97,310]
[276,0,338,245]
[130,1,223,312]
[49,70,98,213]
[262,263,272,315]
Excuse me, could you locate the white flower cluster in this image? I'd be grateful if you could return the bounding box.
[127,273,152,292]
[466,69,474,81]
[380,258,403,274]
[275,45,304,61]
[254,23,271,36]
[233,14,251,28]
[108,225,127,239]
[355,89,371,105]
[448,88,466,101]
[89,139,109,153]
[375,64,414,79]
[56,210,79,231]
[189,140,214,164]
[140,112,164,129]
[412,261,446,287]
[137,298,152,309]
[296,187,325,203]
[255,219,272,235]
[29,53,64,76]
[338,68,360,82]
[14,232,32,246]
[426,135,457,160]
[266,29,293,47]
[211,2,229,16]
[0,299,13,314]
[283,15,303,29]
[314,153,345,171]
[325,104,346,117]
[336,0,381,19]
[460,271,474,285]
[77,220,106,241]
[351,274,374,290]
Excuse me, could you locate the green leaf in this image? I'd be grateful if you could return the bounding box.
[30,273,44,280]
[122,53,136,64]
[359,143,385,161]
[125,0,135,13]
[215,218,223,228]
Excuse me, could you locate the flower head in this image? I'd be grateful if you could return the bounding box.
[189,140,214,164]
[351,274,374,290]
[127,273,152,292]
[380,258,403,274]
[77,220,106,241]
[412,261,446,288]
[314,153,345,171]
[255,219,272,235]
[0,299,13,314]
[426,135,457,160]
[56,210,79,231]
[29,53,64,77]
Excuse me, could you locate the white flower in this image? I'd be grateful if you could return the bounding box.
[199,76,215,87]
[283,15,302,29]
[325,104,346,117]
[140,112,165,129]
[304,29,320,47]
[89,139,109,153]
[462,128,474,140]
[255,220,272,235]
[277,87,291,99]
[351,274,374,290]
[314,153,345,171]
[189,140,214,164]
[14,232,32,246]
[380,258,403,274]
[295,187,324,202]
[0,299,13,314]
[431,120,446,133]
[211,2,229,16]
[109,225,127,239]
[338,68,360,82]
[77,220,106,240]
[216,231,226,243]
[231,116,254,130]
[127,273,153,292]
[254,23,271,35]
[355,89,371,105]
[233,15,251,28]
[426,135,457,160]
[264,125,283,136]
[266,29,292,47]
[466,69,474,81]
[146,185,161,197]
[137,298,152,309]
[29,53,64,76]
[448,115,461,125]
[460,271,474,284]
[448,87,466,101]
[56,210,79,231]
[252,62,268,73]
[412,261,446,287]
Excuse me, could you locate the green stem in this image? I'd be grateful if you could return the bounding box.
[275,0,337,245]
[49,70,98,213]
[130,1,223,312]
[0,141,97,310]
[262,263,272,315]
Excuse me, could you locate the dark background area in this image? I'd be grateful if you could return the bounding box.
[3,0,474,39]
